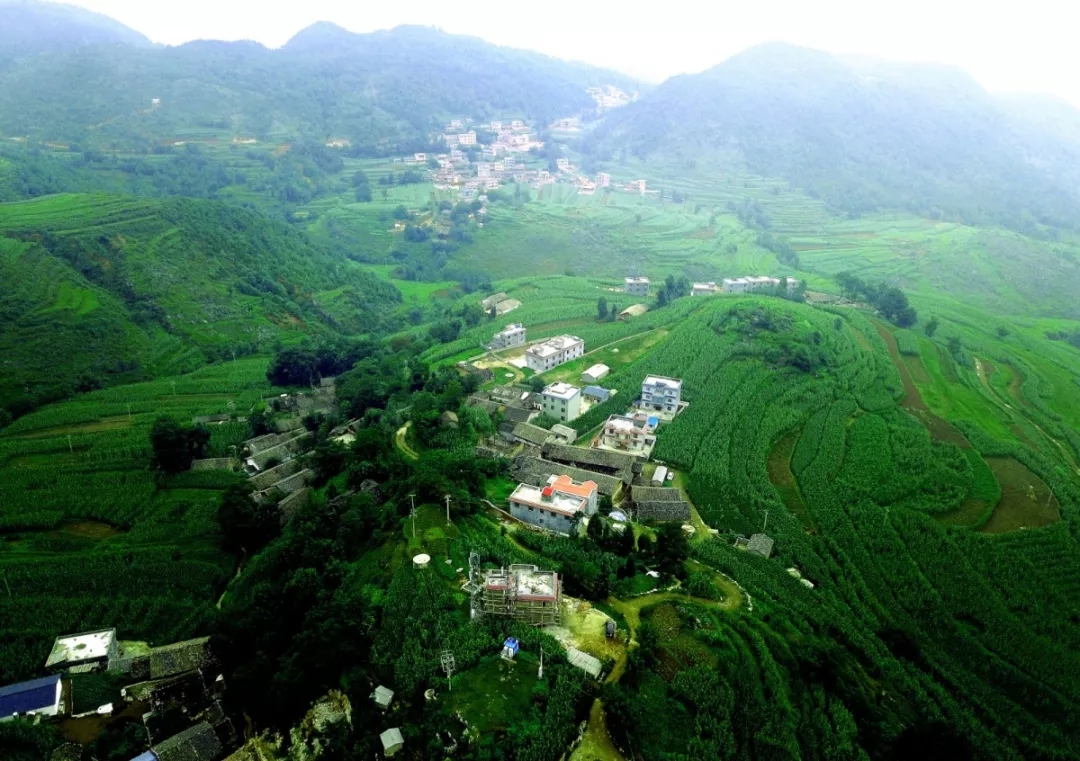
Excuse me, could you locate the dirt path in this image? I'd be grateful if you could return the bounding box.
[216,560,244,610]
[394,422,420,461]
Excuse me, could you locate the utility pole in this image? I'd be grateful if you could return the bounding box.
[409,493,417,539]
[538,644,544,679]
[67,434,73,453]
[441,650,456,691]
[445,494,452,524]
[762,509,769,533]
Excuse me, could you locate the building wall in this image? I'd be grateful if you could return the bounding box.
[625,282,650,296]
[642,381,681,413]
[510,501,576,534]
[542,392,581,422]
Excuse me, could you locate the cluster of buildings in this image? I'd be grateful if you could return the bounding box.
[0,628,233,760]
[588,85,636,111]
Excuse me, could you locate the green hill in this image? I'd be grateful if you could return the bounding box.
[590,43,1080,234]
[0,23,636,151]
[0,0,150,60]
[0,193,400,417]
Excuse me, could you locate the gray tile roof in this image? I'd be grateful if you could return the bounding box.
[512,422,553,446]
[630,486,685,503]
[153,722,222,761]
[748,533,775,559]
[149,637,213,680]
[513,456,623,496]
[542,443,636,480]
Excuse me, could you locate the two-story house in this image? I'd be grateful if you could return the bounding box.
[641,375,682,414]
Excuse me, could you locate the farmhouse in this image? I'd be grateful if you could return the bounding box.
[582,386,611,403]
[630,486,691,522]
[495,299,522,315]
[542,442,638,482]
[599,413,657,453]
[541,382,582,422]
[722,276,800,294]
[691,282,718,296]
[513,455,624,497]
[525,335,584,372]
[481,292,508,310]
[490,323,526,349]
[641,375,682,414]
[624,276,650,296]
[151,721,222,761]
[476,564,560,625]
[0,675,62,722]
[508,474,597,534]
[45,628,118,673]
[582,364,610,383]
[595,172,611,187]
[556,157,570,171]
[511,422,555,447]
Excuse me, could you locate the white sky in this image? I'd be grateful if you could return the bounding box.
[58,0,1080,105]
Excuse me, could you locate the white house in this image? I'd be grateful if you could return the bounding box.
[599,413,657,453]
[45,629,118,673]
[721,276,799,294]
[541,382,582,422]
[458,131,477,146]
[595,172,611,188]
[380,728,405,757]
[509,474,598,534]
[556,158,570,171]
[490,323,526,350]
[582,364,610,384]
[691,282,718,296]
[525,335,584,373]
[641,376,682,414]
[624,277,650,296]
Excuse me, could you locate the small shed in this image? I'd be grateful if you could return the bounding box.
[550,424,577,444]
[747,533,775,559]
[502,637,520,660]
[45,628,117,673]
[582,364,610,384]
[380,728,405,757]
[371,685,394,709]
[651,466,668,486]
[582,386,610,403]
[618,304,649,320]
[566,647,603,678]
[152,722,222,761]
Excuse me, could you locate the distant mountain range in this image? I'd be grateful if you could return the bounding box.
[0,0,150,58]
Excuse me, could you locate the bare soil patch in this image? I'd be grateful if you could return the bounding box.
[980,457,1060,533]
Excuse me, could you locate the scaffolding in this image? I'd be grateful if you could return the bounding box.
[471,563,560,626]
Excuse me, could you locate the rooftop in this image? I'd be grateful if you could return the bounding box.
[527,335,583,357]
[546,473,598,499]
[372,685,394,707]
[748,533,775,558]
[643,375,683,389]
[0,675,60,716]
[45,628,116,668]
[625,277,650,284]
[605,414,656,434]
[567,647,603,677]
[380,728,404,751]
[543,382,580,401]
[582,385,611,400]
[584,364,609,376]
[496,323,524,334]
[510,483,588,516]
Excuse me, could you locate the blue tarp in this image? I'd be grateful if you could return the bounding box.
[0,674,60,717]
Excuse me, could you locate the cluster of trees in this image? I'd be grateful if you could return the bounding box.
[149,416,210,473]
[756,231,800,267]
[836,271,917,327]
[266,339,380,387]
[656,274,692,307]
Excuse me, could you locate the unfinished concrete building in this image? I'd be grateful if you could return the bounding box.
[473,564,561,626]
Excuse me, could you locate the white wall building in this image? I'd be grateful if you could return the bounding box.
[722,276,799,294]
[582,364,610,384]
[600,414,657,452]
[691,282,718,296]
[45,629,118,673]
[491,323,526,350]
[458,131,477,146]
[595,172,611,188]
[525,335,585,372]
[624,277,650,296]
[541,382,582,422]
[641,376,682,414]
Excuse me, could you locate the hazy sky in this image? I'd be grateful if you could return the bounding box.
[59,0,1080,104]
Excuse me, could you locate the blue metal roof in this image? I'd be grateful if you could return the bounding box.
[583,386,610,400]
[0,674,60,717]
[130,752,158,761]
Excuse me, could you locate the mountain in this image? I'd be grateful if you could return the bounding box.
[0,22,637,151]
[590,43,1080,232]
[0,193,400,416]
[0,0,150,59]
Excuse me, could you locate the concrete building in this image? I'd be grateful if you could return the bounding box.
[556,157,570,171]
[691,282,718,296]
[595,172,611,188]
[371,686,394,709]
[600,413,658,453]
[641,376,682,414]
[525,335,584,373]
[747,533,775,559]
[722,276,799,294]
[458,130,477,146]
[490,323,526,350]
[541,382,582,422]
[582,385,611,403]
[511,120,525,130]
[0,675,62,722]
[582,364,610,384]
[508,474,597,534]
[624,277,650,296]
[45,629,118,673]
[476,564,560,624]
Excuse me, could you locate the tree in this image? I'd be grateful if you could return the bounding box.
[267,348,319,387]
[150,417,209,473]
[217,483,280,554]
[948,336,963,357]
[996,326,1010,338]
[925,317,940,338]
[657,290,668,307]
[528,376,546,393]
[597,296,608,321]
[655,523,689,578]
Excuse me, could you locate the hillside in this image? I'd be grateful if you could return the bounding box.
[589,43,1080,233]
[0,0,149,60]
[0,194,400,417]
[0,22,636,151]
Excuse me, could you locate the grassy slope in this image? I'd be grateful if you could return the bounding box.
[0,192,400,413]
[0,358,276,684]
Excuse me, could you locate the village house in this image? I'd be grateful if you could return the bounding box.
[45,629,118,673]
[525,335,584,372]
[599,413,658,453]
[618,304,649,320]
[595,172,611,187]
[481,292,509,311]
[476,564,561,624]
[458,131,477,146]
[641,376,683,414]
[449,119,463,129]
[582,385,611,404]
[490,323,526,349]
[511,120,525,130]
[624,277,650,296]
[691,282,719,296]
[722,276,800,294]
[556,157,570,171]
[541,382,582,422]
[551,117,580,130]
[489,120,503,131]
[582,364,610,384]
[413,152,427,163]
[508,474,598,534]
[0,675,63,723]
